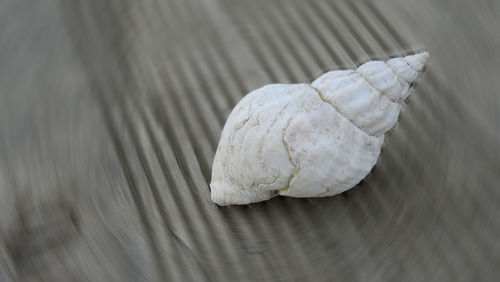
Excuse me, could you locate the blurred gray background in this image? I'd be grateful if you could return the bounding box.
[0,0,499,281]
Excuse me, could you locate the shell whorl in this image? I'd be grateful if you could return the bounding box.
[312,52,428,136]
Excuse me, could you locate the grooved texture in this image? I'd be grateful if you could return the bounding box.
[1,0,499,281]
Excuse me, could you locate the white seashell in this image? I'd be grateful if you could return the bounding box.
[210,52,429,205]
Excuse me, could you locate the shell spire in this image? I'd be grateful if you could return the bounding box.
[357,52,429,102]
[210,52,429,205]
[312,52,429,136]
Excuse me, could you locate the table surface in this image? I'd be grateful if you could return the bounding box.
[1,0,499,281]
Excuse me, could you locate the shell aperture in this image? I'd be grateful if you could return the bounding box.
[210,52,429,205]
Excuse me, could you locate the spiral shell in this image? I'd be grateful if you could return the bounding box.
[210,52,429,205]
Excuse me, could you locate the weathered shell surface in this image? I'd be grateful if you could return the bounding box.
[211,52,429,205]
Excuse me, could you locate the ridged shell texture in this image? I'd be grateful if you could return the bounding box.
[211,52,429,205]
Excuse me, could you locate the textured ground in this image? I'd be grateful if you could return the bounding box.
[0,0,499,281]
